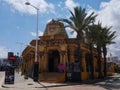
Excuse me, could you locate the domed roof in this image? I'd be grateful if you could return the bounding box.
[43,19,68,37]
[47,19,63,25]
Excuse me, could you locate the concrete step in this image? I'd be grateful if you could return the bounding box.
[39,72,64,83]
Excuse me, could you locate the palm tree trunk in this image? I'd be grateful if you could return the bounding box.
[97,45,102,79]
[103,45,107,77]
[77,34,82,81]
[89,43,94,79]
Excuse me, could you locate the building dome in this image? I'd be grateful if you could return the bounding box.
[43,19,68,37]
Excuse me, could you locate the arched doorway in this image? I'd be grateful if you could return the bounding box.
[48,50,60,72]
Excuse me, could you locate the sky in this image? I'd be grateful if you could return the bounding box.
[0,0,120,59]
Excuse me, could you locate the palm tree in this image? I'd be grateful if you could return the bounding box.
[85,24,99,79]
[58,6,96,81]
[88,22,116,79]
[101,26,116,77]
[87,22,103,79]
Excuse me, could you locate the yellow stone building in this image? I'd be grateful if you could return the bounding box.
[21,19,114,83]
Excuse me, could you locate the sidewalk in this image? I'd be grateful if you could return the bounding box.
[1,72,120,90]
[2,71,105,89]
[2,72,67,89]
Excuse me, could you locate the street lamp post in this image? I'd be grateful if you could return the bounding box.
[25,2,39,82]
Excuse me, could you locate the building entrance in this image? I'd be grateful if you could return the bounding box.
[48,50,60,72]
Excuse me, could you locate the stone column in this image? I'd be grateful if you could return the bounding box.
[39,51,44,72]
[65,51,68,63]
[64,51,68,64]
[69,48,75,63]
[82,52,87,72]
[61,51,66,64]
[44,51,48,71]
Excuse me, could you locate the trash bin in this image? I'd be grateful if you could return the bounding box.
[33,62,39,82]
[4,66,15,84]
[71,61,80,82]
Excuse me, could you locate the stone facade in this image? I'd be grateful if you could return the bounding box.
[21,19,114,81]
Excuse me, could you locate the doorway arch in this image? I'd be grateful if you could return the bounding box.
[48,50,60,72]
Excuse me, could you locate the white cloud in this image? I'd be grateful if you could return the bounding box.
[94,0,120,58]
[66,27,77,38]
[65,0,79,11]
[58,1,63,7]
[96,0,120,27]
[0,46,10,58]
[30,30,43,37]
[4,0,55,14]
[57,1,65,11]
